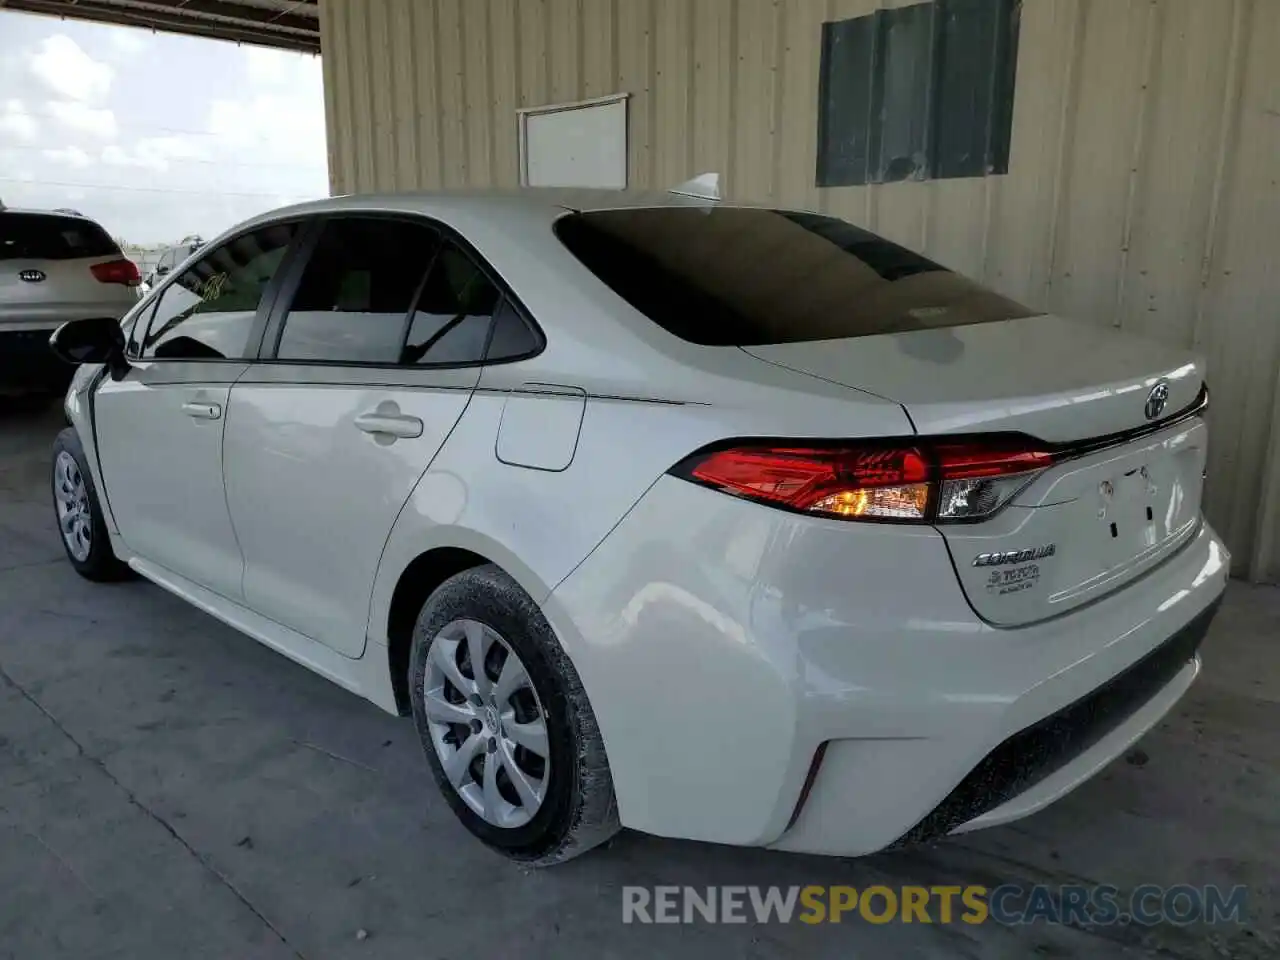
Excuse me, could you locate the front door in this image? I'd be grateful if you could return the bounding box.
[94,221,299,599]
[224,217,513,657]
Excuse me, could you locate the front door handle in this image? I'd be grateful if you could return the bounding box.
[354,411,423,439]
[181,401,221,420]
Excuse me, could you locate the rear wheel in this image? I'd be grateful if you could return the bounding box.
[51,428,131,581]
[409,564,619,865]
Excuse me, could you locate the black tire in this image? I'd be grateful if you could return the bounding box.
[51,427,132,582]
[409,564,619,865]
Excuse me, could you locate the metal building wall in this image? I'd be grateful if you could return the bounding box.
[320,0,1280,581]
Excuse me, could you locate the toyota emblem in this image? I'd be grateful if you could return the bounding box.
[1145,380,1170,421]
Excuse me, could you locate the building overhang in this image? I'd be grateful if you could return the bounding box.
[2,0,320,54]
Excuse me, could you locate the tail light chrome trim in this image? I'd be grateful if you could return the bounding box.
[1045,382,1208,461]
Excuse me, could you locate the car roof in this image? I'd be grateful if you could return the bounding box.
[0,205,97,220]
[238,185,781,229]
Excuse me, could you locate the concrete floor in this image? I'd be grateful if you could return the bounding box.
[1,398,1276,960]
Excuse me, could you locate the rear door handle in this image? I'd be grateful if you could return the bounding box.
[354,411,423,439]
[181,401,221,420]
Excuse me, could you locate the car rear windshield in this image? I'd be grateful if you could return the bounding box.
[554,207,1037,345]
[0,212,119,262]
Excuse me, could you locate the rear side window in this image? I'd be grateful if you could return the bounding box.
[486,299,541,361]
[276,218,440,363]
[0,212,118,261]
[554,207,1036,345]
[401,243,500,365]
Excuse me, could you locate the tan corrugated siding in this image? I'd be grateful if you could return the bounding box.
[653,0,692,189]
[319,0,1279,581]
[1199,0,1280,573]
[318,0,345,192]
[490,0,523,188]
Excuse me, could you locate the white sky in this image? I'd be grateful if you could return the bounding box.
[0,11,329,245]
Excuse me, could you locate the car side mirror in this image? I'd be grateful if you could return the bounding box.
[49,317,130,380]
[156,264,170,276]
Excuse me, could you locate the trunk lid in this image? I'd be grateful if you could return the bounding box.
[743,315,1208,626]
[741,314,1202,441]
[0,256,124,307]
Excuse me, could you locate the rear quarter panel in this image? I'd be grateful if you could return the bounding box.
[364,204,916,653]
[366,373,733,650]
[365,333,916,651]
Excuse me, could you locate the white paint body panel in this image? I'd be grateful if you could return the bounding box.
[94,360,248,600]
[945,418,1208,625]
[494,385,587,472]
[551,478,1227,850]
[223,364,479,658]
[0,257,137,333]
[73,191,1231,858]
[743,315,1204,441]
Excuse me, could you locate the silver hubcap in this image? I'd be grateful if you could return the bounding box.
[53,451,92,562]
[423,619,550,828]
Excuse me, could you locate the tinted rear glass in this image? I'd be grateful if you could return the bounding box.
[554,207,1036,345]
[0,213,119,261]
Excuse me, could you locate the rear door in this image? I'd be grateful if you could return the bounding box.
[223,214,531,657]
[94,220,300,599]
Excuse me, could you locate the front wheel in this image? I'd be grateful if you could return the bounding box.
[409,564,619,865]
[51,428,131,581]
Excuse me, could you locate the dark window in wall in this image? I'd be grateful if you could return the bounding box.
[816,0,1021,187]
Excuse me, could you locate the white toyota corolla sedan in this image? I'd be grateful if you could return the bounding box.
[48,186,1228,865]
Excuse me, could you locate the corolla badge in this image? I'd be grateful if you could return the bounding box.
[18,269,46,282]
[973,544,1056,567]
[1145,380,1170,421]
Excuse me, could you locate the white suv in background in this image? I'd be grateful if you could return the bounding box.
[0,204,140,393]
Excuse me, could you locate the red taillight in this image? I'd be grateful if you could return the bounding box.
[675,438,1055,523]
[90,258,141,287]
[935,441,1054,479]
[686,445,933,520]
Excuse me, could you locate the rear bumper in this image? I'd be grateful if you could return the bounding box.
[897,596,1217,843]
[0,327,71,389]
[547,475,1230,855]
[0,297,138,332]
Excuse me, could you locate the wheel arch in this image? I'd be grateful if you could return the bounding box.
[378,531,559,716]
[385,545,490,715]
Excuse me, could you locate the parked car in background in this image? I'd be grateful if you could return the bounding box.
[1,203,140,394]
[47,186,1226,866]
[140,235,204,293]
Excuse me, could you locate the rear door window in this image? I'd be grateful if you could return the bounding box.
[272,221,535,367]
[553,207,1036,345]
[0,212,119,261]
[275,217,440,363]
